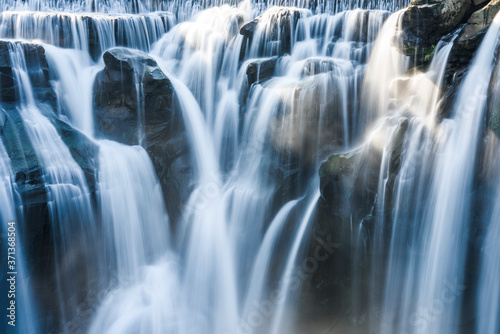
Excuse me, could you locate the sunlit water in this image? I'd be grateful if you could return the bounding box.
[0,1,499,334]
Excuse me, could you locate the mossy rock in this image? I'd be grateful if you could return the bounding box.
[489,105,500,137]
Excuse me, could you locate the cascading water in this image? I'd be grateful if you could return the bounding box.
[0,140,38,334]
[1,0,500,334]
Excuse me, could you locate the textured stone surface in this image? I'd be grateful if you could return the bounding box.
[93,47,192,220]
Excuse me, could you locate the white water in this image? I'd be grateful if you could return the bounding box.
[1,1,500,334]
[0,140,38,334]
[375,30,459,334]
[476,171,500,334]
[410,15,500,334]
[44,45,102,134]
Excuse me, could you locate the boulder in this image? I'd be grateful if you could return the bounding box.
[240,7,309,57]
[301,57,353,77]
[401,0,472,57]
[93,47,191,220]
[240,20,258,39]
[239,56,278,113]
[94,48,177,144]
[246,56,278,86]
[308,117,410,331]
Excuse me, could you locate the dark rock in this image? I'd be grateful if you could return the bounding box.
[240,20,258,39]
[401,0,472,57]
[52,117,99,193]
[1,104,102,334]
[488,104,500,137]
[0,40,55,106]
[239,7,309,57]
[318,116,409,245]
[239,57,279,115]
[94,48,176,144]
[457,0,500,50]
[0,106,45,203]
[93,47,191,221]
[301,57,352,77]
[246,56,278,86]
[0,12,172,61]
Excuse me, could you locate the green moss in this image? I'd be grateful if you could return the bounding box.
[423,45,436,62]
[402,44,435,63]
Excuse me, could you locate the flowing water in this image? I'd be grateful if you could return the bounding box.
[0,0,499,334]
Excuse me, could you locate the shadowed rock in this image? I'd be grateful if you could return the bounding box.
[240,7,309,57]
[93,47,192,221]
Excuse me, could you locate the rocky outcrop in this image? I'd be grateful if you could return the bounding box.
[93,47,191,220]
[318,116,409,239]
[401,0,472,55]
[269,59,359,166]
[457,0,500,50]
[240,7,309,57]
[246,56,278,86]
[305,117,410,329]
[399,0,500,68]
[398,0,500,119]
[0,40,55,105]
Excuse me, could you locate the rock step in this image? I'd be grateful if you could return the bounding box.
[0,11,175,59]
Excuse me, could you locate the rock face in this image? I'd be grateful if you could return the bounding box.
[306,117,410,328]
[93,47,191,220]
[240,7,308,57]
[0,40,55,105]
[0,39,99,331]
[398,0,500,118]
[400,0,500,67]
[245,56,278,86]
[402,0,471,53]
[269,59,360,166]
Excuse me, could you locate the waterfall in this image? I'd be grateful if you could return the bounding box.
[409,14,500,334]
[376,30,459,334]
[6,40,102,329]
[0,140,38,334]
[1,0,500,334]
[476,172,500,334]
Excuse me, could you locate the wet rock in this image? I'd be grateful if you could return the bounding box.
[94,48,177,143]
[0,40,55,105]
[319,146,380,219]
[239,56,278,112]
[0,12,173,60]
[457,0,500,51]
[489,104,500,137]
[301,57,350,77]
[0,106,45,204]
[269,59,360,166]
[401,0,472,55]
[246,56,278,86]
[93,47,191,220]
[318,116,409,246]
[53,117,100,193]
[240,20,258,39]
[240,7,309,57]
[309,117,410,331]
